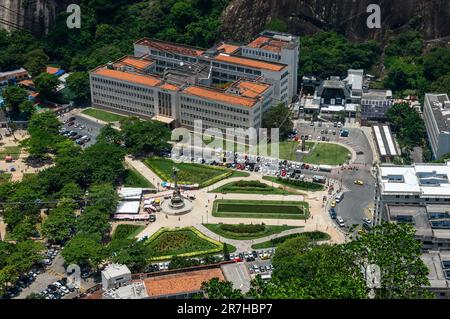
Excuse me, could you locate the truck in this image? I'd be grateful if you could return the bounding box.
[312,175,326,184]
[319,165,332,172]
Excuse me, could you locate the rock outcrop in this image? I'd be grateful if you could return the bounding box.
[220,0,450,42]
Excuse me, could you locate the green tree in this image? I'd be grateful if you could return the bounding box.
[97,124,123,145]
[76,207,110,239]
[423,48,450,81]
[3,86,28,115]
[86,183,119,214]
[429,75,450,96]
[34,72,59,99]
[121,117,171,156]
[61,234,105,268]
[18,100,35,119]
[386,102,425,149]
[66,72,90,101]
[112,240,148,272]
[41,204,76,243]
[24,49,49,77]
[201,277,244,299]
[262,103,294,140]
[349,223,433,299]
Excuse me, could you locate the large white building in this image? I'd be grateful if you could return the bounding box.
[90,31,300,130]
[376,162,450,250]
[423,93,450,160]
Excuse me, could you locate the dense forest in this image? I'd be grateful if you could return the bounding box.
[0,0,449,99]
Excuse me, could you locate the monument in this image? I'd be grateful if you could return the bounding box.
[161,167,193,215]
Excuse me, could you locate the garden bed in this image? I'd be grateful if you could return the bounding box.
[211,180,298,195]
[144,227,223,261]
[144,157,232,187]
[263,176,324,191]
[203,224,301,240]
[212,200,309,220]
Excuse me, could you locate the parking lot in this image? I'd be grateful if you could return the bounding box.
[58,114,104,147]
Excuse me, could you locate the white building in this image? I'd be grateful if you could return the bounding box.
[423,93,450,160]
[101,264,132,290]
[376,162,450,239]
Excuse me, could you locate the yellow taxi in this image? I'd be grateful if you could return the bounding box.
[354,180,364,186]
[331,200,336,208]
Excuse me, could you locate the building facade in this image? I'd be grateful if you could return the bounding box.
[90,31,299,130]
[423,93,450,160]
[361,89,393,122]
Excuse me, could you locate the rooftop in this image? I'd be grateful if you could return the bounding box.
[379,162,450,197]
[425,93,450,133]
[143,268,224,298]
[214,53,287,72]
[373,125,399,157]
[102,264,131,281]
[135,38,205,57]
[421,251,450,289]
[227,79,271,98]
[217,43,240,54]
[183,85,258,108]
[93,68,162,87]
[114,56,154,70]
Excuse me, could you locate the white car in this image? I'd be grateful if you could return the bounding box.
[53,282,62,289]
[336,216,345,227]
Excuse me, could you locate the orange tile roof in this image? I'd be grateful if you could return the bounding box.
[235,81,270,98]
[46,66,60,75]
[160,83,179,91]
[143,268,224,297]
[117,57,154,70]
[217,43,240,54]
[184,86,257,108]
[215,54,286,72]
[136,38,204,57]
[248,36,271,48]
[94,68,162,87]
[248,37,291,53]
[19,79,34,86]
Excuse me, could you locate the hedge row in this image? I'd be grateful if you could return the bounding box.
[220,224,266,234]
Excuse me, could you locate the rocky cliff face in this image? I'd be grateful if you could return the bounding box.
[220,0,450,42]
[0,0,74,34]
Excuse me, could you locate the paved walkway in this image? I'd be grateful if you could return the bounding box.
[131,159,346,251]
[125,156,163,187]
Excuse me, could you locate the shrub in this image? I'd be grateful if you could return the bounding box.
[220,224,265,234]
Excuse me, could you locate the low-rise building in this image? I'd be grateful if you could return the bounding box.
[372,124,401,162]
[0,68,29,86]
[421,251,450,298]
[423,93,450,160]
[101,264,132,290]
[361,89,393,124]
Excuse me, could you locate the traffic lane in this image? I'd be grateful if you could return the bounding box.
[337,169,375,225]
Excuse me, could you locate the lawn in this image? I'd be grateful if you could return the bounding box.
[302,142,351,165]
[144,227,223,261]
[81,108,127,123]
[112,224,146,240]
[0,173,12,185]
[251,231,331,249]
[263,176,324,192]
[145,157,232,187]
[212,199,309,220]
[0,146,22,160]
[203,223,301,240]
[211,180,298,195]
[123,167,155,188]
[274,140,300,161]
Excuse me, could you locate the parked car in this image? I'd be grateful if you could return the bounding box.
[336,216,345,227]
